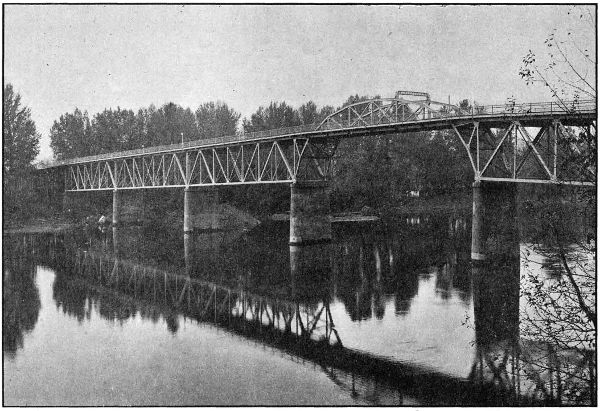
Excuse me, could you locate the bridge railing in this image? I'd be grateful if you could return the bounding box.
[41,99,595,169]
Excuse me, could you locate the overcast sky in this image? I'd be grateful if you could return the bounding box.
[4,4,595,161]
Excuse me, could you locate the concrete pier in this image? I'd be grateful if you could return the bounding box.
[289,181,332,245]
[471,181,519,262]
[184,187,221,233]
[111,190,146,226]
[112,190,122,226]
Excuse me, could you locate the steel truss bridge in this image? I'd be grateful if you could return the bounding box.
[39,98,596,190]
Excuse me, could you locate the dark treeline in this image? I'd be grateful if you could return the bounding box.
[3,84,44,222]
[48,95,474,215]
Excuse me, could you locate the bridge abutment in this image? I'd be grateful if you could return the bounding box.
[471,181,519,262]
[289,181,332,245]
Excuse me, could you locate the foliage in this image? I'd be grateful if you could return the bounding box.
[3,84,40,174]
[195,101,240,140]
[517,11,596,400]
[519,203,596,404]
[3,83,41,221]
[242,101,301,132]
[331,95,473,211]
[49,109,92,160]
[519,5,595,104]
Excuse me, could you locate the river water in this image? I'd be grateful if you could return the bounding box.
[3,209,595,406]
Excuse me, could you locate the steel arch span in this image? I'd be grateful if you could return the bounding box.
[39,97,596,190]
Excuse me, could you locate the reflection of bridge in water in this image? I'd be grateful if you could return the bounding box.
[74,245,343,346]
[6,227,515,406]
[6,213,593,405]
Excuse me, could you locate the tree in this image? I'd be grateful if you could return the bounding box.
[298,101,319,125]
[519,200,596,404]
[517,6,596,404]
[146,103,199,146]
[49,108,92,160]
[3,84,40,175]
[195,101,240,140]
[90,107,137,153]
[519,5,595,105]
[3,83,41,220]
[242,101,301,133]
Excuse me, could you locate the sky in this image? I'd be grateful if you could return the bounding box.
[4,4,596,161]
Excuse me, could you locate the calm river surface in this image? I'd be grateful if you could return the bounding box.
[3,209,595,406]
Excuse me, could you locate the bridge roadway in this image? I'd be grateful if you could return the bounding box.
[39,98,595,189]
[13,231,557,406]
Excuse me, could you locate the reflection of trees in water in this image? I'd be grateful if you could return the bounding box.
[44,236,178,331]
[53,274,92,322]
[52,269,180,331]
[333,214,471,321]
[334,237,374,322]
[98,215,471,325]
[2,258,41,358]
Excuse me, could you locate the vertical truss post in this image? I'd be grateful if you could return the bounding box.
[513,125,517,179]
[185,152,190,188]
[552,120,558,180]
[476,123,480,178]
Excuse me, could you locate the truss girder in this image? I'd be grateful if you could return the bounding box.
[65,139,336,191]
[451,119,596,186]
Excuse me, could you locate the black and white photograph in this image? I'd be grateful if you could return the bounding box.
[2,3,597,406]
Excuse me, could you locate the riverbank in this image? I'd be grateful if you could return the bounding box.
[4,194,472,235]
[382,193,472,216]
[3,216,79,234]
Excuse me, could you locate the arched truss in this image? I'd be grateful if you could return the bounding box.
[317,97,467,130]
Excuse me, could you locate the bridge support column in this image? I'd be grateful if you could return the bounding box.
[62,192,70,213]
[289,181,332,245]
[183,187,221,233]
[112,189,145,226]
[471,181,519,262]
[112,189,122,226]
